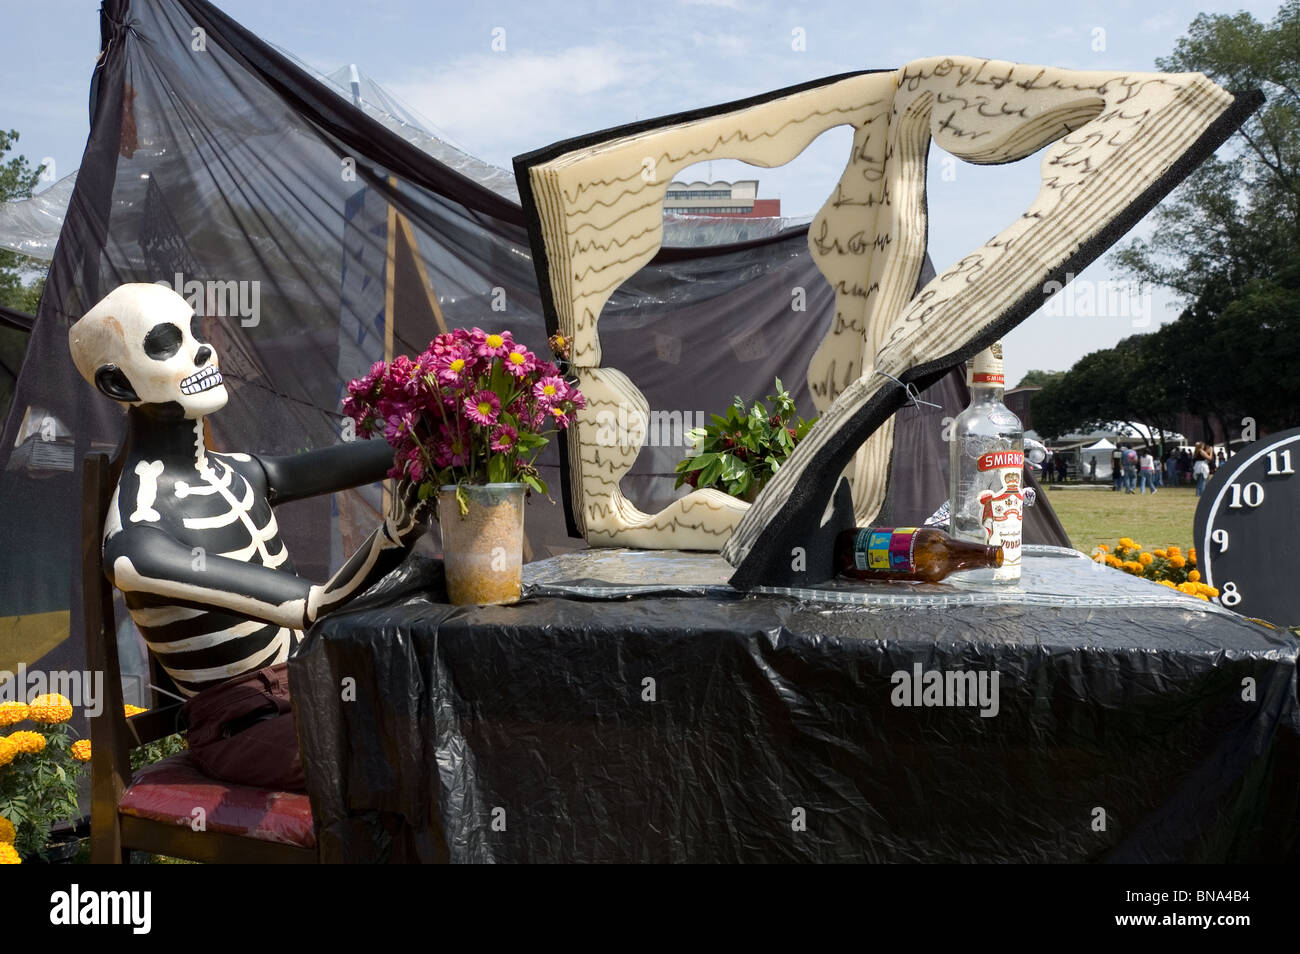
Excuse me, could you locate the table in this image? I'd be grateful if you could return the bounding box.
[289,548,1300,862]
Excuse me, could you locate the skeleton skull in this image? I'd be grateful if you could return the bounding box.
[70,283,228,419]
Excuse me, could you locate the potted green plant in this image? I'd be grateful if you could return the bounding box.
[674,379,816,502]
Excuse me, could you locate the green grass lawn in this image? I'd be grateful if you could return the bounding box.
[1040,483,1202,555]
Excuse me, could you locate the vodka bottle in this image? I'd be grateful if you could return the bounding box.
[948,342,1024,583]
[834,527,1002,583]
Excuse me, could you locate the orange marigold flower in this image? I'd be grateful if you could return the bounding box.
[1188,547,1197,564]
[1154,549,1167,558]
[70,738,92,763]
[1138,552,1154,566]
[27,693,73,724]
[0,843,20,864]
[1169,556,1186,569]
[1187,569,1201,582]
[0,815,14,844]
[1157,580,1176,588]
[5,730,45,755]
[0,701,28,728]
[0,737,16,768]
[1097,544,1109,553]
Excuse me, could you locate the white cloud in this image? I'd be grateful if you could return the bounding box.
[388,45,663,161]
[692,31,746,53]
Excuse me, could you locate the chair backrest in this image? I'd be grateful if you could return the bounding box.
[81,452,131,832]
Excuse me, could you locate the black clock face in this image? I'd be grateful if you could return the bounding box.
[1194,426,1300,628]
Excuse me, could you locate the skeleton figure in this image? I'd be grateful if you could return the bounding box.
[70,283,424,697]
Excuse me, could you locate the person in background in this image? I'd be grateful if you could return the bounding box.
[1040,448,1052,483]
[1216,449,1227,469]
[1056,453,1067,483]
[1139,449,1156,494]
[1179,448,1193,485]
[1112,447,1123,491]
[1165,449,1178,489]
[1122,444,1139,493]
[1194,452,1211,496]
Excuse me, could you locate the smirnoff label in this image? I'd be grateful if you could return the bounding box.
[977,450,1024,471]
[977,466,1023,578]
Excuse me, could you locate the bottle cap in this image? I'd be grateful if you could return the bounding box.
[969,341,1005,388]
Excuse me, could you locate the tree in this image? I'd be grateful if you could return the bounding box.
[1030,336,1181,443]
[0,129,48,420]
[1107,3,1300,438]
[1115,3,1300,308]
[1015,369,1065,389]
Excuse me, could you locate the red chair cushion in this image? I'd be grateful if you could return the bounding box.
[119,752,315,849]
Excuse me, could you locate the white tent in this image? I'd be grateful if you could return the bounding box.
[1080,438,1117,481]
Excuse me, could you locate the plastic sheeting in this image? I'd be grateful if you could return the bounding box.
[292,552,1300,863]
[0,171,76,261]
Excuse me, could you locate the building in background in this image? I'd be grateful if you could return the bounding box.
[1004,384,1039,433]
[664,180,781,218]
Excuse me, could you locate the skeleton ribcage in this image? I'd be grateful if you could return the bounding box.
[109,454,302,697]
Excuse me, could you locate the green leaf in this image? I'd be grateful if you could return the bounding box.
[522,473,547,496]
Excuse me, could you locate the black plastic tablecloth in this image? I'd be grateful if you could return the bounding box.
[289,553,1300,863]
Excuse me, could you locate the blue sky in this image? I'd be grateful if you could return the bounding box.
[0,0,1284,385]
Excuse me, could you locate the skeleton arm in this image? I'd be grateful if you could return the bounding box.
[255,439,396,506]
[105,482,426,629]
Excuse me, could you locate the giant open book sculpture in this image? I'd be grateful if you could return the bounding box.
[516,57,1259,584]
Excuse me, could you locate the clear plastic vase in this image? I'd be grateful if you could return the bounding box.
[436,483,525,605]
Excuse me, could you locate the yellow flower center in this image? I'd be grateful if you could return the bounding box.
[477,401,492,416]
[508,352,525,365]
[450,358,465,372]
[486,334,504,349]
[542,384,557,397]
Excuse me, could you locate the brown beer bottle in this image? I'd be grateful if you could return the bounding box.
[833,526,1003,583]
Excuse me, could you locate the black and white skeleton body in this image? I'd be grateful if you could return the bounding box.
[71,284,423,698]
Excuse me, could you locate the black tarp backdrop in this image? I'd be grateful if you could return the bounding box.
[0,0,1067,693]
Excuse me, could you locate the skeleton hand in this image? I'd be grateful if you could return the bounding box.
[382,479,428,546]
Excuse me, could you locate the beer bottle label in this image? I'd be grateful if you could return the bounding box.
[854,527,919,572]
[974,452,1024,577]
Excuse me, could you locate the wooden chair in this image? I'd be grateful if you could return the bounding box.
[82,452,318,863]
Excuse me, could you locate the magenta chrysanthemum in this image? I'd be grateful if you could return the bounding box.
[502,344,536,379]
[464,389,501,426]
[435,346,475,386]
[490,425,519,452]
[533,376,567,406]
[475,329,513,358]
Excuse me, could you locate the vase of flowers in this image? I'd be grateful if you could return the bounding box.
[344,328,584,605]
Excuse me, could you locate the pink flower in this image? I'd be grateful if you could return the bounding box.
[548,405,572,430]
[435,346,475,386]
[475,329,514,358]
[405,444,426,482]
[464,389,501,426]
[502,344,536,379]
[383,406,417,442]
[436,433,470,468]
[490,425,519,452]
[535,360,561,379]
[533,375,568,406]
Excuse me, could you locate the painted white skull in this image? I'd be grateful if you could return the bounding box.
[69,283,228,419]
